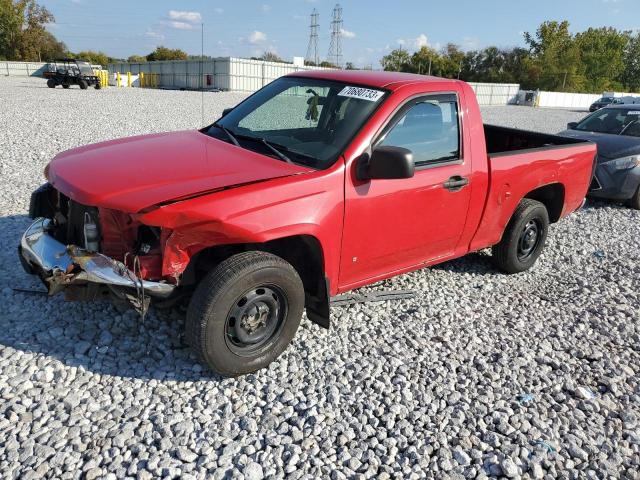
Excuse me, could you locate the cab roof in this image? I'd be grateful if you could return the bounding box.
[287,69,462,91]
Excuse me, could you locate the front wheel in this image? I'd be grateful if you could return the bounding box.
[186,251,305,376]
[78,79,88,90]
[627,186,640,210]
[492,199,549,274]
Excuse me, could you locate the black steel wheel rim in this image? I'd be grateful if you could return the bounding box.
[517,219,542,261]
[225,285,287,356]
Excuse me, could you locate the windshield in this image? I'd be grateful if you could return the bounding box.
[598,97,613,103]
[76,61,94,75]
[575,108,640,136]
[205,77,388,168]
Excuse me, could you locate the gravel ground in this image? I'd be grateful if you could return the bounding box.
[1,76,639,479]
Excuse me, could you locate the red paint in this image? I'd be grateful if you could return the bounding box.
[47,130,312,213]
[46,71,596,295]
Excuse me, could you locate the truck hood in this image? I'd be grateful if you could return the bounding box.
[47,130,313,212]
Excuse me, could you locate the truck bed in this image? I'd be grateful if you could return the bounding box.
[484,124,588,156]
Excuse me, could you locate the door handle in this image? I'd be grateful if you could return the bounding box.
[443,175,469,191]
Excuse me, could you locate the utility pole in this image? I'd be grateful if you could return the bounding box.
[327,4,343,68]
[305,9,320,66]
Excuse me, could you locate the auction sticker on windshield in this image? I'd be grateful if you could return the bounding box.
[338,86,385,102]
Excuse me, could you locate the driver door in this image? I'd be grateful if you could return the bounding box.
[339,94,472,289]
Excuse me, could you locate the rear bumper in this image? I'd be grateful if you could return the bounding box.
[19,218,175,298]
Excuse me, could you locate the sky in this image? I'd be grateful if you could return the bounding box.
[42,0,640,67]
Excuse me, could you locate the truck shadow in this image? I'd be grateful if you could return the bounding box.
[1,200,613,381]
[0,214,224,383]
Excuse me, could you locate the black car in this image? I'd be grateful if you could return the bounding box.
[559,105,640,209]
[588,96,618,112]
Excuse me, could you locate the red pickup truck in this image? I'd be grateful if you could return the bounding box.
[20,71,596,376]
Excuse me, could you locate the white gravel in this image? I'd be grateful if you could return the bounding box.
[1,76,639,479]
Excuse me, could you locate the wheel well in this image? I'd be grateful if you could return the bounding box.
[524,183,565,223]
[183,235,330,328]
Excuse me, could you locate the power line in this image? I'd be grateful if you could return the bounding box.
[327,4,343,69]
[305,9,319,66]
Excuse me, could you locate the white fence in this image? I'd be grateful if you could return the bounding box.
[535,90,640,109]
[1,60,103,77]
[108,58,522,104]
[536,91,601,109]
[468,82,520,106]
[1,61,49,77]
[108,57,332,92]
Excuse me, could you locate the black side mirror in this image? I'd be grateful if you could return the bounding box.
[221,107,233,117]
[567,122,578,130]
[358,146,414,180]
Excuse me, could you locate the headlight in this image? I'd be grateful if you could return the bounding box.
[610,155,640,171]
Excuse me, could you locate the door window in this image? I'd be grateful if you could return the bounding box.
[379,96,460,165]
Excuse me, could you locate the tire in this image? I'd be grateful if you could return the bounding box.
[46,79,56,88]
[78,79,88,90]
[491,199,549,274]
[94,82,102,90]
[627,186,640,210]
[62,84,70,89]
[186,251,305,376]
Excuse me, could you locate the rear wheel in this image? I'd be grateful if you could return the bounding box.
[627,186,640,210]
[46,79,56,88]
[186,251,305,376]
[492,199,549,274]
[78,79,88,90]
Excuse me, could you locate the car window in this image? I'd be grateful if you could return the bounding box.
[621,118,640,137]
[379,97,460,164]
[576,109,636,134]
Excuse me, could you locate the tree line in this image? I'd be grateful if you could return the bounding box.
[381,21,640,93]
[3,1,639,92]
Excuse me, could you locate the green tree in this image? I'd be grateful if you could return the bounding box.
[345,61,357,70]
[0,0,62,61]
[380,48,411,72]
[127,54,147,63]
[621,32,640,92]
[410,46,440,75]
[575,27,629,92]
[146,46,188,61]
[524,20,583,91]
[74,50,109,66]
[439,43,466,78]
[576,28,628,91]
[260,51,283,63]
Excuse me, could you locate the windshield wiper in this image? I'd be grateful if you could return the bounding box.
[258,138,293,164]
[213,123,240,147]
[229,131,294,164]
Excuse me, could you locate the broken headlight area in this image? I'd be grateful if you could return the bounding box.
[25,184,180,314]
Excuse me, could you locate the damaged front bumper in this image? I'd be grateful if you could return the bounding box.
[19,218,176,299]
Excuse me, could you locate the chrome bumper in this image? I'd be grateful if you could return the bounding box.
[19,218,175,297]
